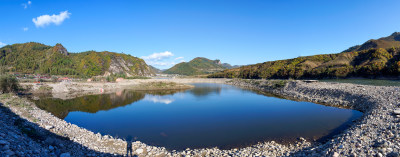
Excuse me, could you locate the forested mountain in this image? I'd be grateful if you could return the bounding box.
[149,65,163,74]
[209,32,400,79]
[164,57,228,75]
[0,42,154,77]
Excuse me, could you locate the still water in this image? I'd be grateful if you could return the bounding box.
[33,83,362,150]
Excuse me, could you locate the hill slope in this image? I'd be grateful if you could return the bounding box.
[209,33,400,79]
[342,32,400,52]
[163,57,227,75]
[0,42,154,77]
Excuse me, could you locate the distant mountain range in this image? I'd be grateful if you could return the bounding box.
[163,57,240,75]
[209,32,400,79]
[0,42,155,77]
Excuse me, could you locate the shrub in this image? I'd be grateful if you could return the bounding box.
[0,75,21,93]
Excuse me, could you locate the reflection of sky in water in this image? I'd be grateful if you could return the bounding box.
[144,95,175,104]
[38,83,362,150]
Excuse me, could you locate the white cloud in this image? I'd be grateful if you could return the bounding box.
[32,11,71,28]
[23,27,29,31]
[0,42,6,47]
[141,51,173,61]
[174,57,184,60]
[22,1,32,9]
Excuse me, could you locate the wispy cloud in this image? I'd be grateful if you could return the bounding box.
[23,27,29,31]
[22,1,31,9]
[174,57,184,60]
[0,42,6,47]
[32,11,71,28]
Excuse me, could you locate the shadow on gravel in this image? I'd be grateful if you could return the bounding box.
[0,102,122,157]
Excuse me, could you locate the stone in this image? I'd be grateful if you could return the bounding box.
[394,109,400,115]
[136,148,144,154]
[49,145,54,151]
[60,153,71,157]
[0,140,9,145]
[45,125,54,130]
[5,150,15,156]
[333,152,339,157]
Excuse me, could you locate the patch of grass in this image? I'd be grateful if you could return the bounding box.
[126,76,151,79]
[272,80,287,89]
[37,85,53,93]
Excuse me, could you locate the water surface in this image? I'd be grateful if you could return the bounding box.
[34,83,362,150]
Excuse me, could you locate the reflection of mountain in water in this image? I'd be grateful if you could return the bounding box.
[33,89,186,119]
[188,84,222,97]
[33,90,145,119]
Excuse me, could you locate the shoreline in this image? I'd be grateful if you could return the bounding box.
[0,78,399,156]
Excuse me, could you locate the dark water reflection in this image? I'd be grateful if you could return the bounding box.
[33,83,362,150]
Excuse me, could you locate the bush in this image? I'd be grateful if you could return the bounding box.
[0,75,21,94]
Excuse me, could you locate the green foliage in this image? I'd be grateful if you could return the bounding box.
[209,47,400,79]
[0,75,21,93]
[164,57,226,75]
[0,42,152,77]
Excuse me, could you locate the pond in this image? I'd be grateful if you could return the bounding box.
[33,83,362,150]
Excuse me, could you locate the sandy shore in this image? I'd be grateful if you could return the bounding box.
[1,78,399,156]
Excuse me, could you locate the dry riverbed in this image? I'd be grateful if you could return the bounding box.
[1,78,400,156]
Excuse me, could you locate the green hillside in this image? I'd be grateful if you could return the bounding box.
[164,57,227,75]
[0,42,154,77]
[209,32,400,79]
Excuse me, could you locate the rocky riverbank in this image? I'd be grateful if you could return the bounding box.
[227,79,400,156]
[1,78,399,156]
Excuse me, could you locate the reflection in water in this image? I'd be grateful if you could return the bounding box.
[187,83,222,97]
[33,83,362,150]
[33,89,185,119]
[144,95,174,104]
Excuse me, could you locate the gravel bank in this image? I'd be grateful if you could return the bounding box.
[227,79,400,156]
[1,79,399,156]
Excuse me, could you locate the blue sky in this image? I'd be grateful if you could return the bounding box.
[1,0,400,69]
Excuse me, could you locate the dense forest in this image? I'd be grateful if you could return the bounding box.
[164,57,235,75]
[209,32,400,79]
[0,42,154,77]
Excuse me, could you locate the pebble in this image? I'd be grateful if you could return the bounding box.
[394,109,400,115]
[0,79,399,156]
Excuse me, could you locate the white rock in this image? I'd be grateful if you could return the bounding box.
[333,152,339,157]
[45,125,54,130]
[136,148,144,154]
[394,109,400,115]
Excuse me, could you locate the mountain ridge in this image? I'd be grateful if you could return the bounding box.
[0,42,154,77]
[209,32,400,79]
[164,57,236,75]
